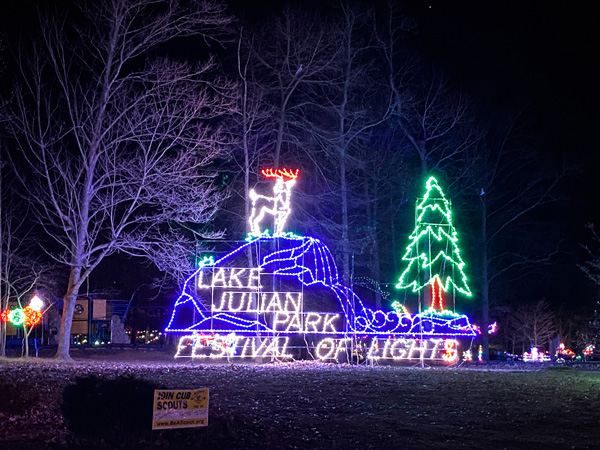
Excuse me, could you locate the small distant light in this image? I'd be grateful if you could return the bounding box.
[30,295,44,311]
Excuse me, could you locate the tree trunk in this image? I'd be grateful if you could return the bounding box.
[54,143,93,360]
[23,326,29,358]
[480,193,489,362]
[390,199,398,277]
[338,47,351,287]
[419,142,428,175]
[365,178,382,308]
[372,238,382,309]
[242,74,254,267]
[244,138,254,268]
[511,335,515,357]
[339,147,350,286]
[274,110,284,168]
[373,183,383,308]
[0,157,4,358]
[54,267,82,360]
[238,43,255,267]
[244,140,250,236]
[0,321,5,357]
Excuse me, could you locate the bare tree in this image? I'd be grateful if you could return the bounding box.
[396,72,479,176]
[3,0,235,360]
[580,223,600,287]
[379,3,479,179]
[0,174,57,357]
[219,6,342,246]
[378,4,482,307]
[352,128,410,308]
[578,225,600,355]
[556,311,588,351]
[227,29,276,238]
[461,110,567,360]
[242,5,340,169]
[510,299,557,350]
[0,145,4,355]
[298,4,393,285]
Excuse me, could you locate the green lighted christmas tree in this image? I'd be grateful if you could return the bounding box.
[396,176,471,311]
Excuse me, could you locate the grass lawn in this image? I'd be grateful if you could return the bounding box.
[1,355,599,449]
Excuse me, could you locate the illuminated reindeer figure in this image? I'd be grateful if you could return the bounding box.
[249,168,300,236]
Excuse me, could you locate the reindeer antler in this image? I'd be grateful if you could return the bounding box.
[261,168,300,180]
[279,168,300,180]
[261,168,278,178]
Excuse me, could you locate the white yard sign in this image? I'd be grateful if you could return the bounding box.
[152,388,209,430]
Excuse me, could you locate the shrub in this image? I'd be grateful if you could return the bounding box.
[61,375,163,443]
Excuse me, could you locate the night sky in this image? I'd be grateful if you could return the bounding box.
[228,0,597,221]
[4,2,594,156]
[415,2,595,156]
[1,1,598,308]
[419,1,596,213]
[3,0,595,155]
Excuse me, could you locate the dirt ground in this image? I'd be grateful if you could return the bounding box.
[1,352,599,450]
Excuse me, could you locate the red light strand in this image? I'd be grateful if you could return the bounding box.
[261,168,300,180]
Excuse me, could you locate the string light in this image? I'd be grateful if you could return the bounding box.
[166,234,476,339]
[523,347,550,362]
[8,309,26,326]
[354,277,391,299]
[23,306,42,327]
[463,349,473,362]
[555,343,575,359]
[366,338,459,361]
[472,321,498,335]
[396,176,472,310]
[248,168,299,237]
[442,339,459,363]
[29,295,44,312]
[174,333,462,363]
[175,334,293,359]
[391,301,410,317]
[198,255,214,268]
[0,296,44,327]
[315,338,352,360]
[166,170,477,363]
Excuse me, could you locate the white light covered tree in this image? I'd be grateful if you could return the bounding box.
[4,0,235,360]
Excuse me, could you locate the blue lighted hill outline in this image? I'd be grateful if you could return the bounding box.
[165,235,477,338]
